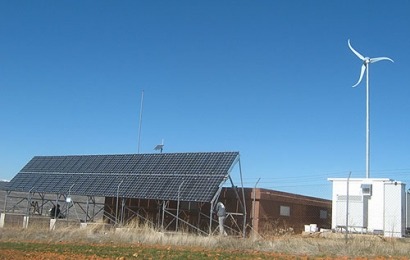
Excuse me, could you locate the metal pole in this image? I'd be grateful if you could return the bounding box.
[67,184,74,221]
[91,197,96,222]
[252,178,261,232]
[121,198,125,226]
[116,179,124,225]
[209,201,214,235]
[40,193,45,215]
[176,181,185,232]
[238,158,247,238]
[345,171,352,243]
[161,201,166,231]
[366,65,370,178]
[55,194,59,219]
[137,90,144,154]
[85,196,90,223]
[3,191,9,213]
[26,187,34,216]
[406,189,409,230]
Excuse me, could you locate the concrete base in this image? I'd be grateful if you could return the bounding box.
[23,216,29,228]
[49,219,80,230]
[80,223,88,229]
[50,219,57,230]
[0,213,25,228]
[81,222,112,231]
[0,213,5,228]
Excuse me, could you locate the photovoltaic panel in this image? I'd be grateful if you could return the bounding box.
[0,181,8,191]
[7,152,239,202]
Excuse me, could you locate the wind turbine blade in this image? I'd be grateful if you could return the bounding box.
[370,57,394,63]
[348,39,365,60]
[352,64,366,88]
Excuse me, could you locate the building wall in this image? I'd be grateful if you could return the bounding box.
[218,187,331,235]
[256,189,331,234]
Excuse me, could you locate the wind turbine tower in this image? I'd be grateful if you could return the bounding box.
[348,39,393,178]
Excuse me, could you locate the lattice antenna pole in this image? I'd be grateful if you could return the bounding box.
[137,90,144,154]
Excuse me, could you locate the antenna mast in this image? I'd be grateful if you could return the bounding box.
[137,90,144,154]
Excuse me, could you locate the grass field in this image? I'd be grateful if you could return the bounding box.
[1,222,410,259]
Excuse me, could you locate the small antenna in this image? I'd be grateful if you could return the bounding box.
[154,139,164,153]
[137,90,144,154]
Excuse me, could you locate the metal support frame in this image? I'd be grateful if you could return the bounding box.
[26,187,34,217]
[115,179,124,225]
[162,205,208,235]
[121,197,126,226]
[85,196,89,223]
[66,184,75,220]
[3,153,246,236]
[176,180,185,232]
[2,190,104,223]
[207,155,247,237]
[161,201,166,230]
[2,191,10,213]
[118,205,154,227]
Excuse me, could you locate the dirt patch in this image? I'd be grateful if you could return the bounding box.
[0,249,109,260]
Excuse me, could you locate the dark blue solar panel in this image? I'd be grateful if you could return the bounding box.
[7,152,239,202]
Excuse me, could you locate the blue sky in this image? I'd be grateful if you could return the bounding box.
[1,1,409,199]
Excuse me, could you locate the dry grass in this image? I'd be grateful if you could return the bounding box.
[266,235,410,257]
[1,220,409,258]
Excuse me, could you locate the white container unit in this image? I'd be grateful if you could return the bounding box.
[328,178,406,237]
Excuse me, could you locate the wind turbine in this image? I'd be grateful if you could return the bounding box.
[348,39,393,179]
[154,139,164,153]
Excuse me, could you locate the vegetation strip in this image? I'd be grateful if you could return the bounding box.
[1,226,409,258]
[0,241,301,259]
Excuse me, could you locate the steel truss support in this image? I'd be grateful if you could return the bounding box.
[2,190,104,223]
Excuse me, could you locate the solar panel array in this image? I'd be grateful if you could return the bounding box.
[7,152,239,202]
[0,181,8,191]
